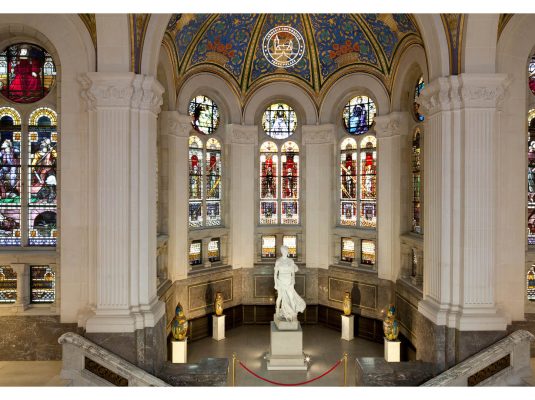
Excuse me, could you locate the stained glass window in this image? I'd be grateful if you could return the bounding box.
[0,44,56,104]
[342,96,376,134]
[412,129,422,234]
[261,235,276,259]
[341,238,355,262]
[30,265,55,303]
[528,111,535,245]
[414,77,425,122]
[188,95,219,135]
[260,141,300,225]
[340,138,358,226]
[283,235,297,259]
[0,265,16,303]
[361,240,376,266]
[189,240,202,266]
[529,54,535,96]
[206,138,222,226]
[28,108,57,246]
[528,266,535,301]
[0,107,21,245]
[208,238,221,262]
[262,103,297,140]
[360,136,377,228]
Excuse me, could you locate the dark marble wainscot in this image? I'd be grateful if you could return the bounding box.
[0,315,77,360]
[355,357,435,386]
[157,357,229,386]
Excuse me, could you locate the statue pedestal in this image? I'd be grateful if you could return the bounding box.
[267,321,307,370]
[171,339,187,363]
[384,338,401,362]
[273,313,299,330]
[341,314,354,341]
[212,315,225,341]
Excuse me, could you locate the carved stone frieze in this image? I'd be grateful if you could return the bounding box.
[301,124,335,144]
[79,72,136,110]
[374,112,408,138]
[459,74,510,109]
[229,124,257,145]
[418,77,454,116]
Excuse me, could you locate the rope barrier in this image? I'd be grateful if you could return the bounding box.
[238,358,342,386]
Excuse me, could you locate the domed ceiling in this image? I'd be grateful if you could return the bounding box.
[165,14,423,99]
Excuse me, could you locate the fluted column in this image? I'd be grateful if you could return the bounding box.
[375,113,408,281]
[80,72,165,333]
[163,112,190,280]
[302,125,335,269]
[228,125,257,269]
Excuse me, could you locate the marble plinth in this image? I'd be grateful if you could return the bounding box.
[384,338,400,362]
[356,357,435,386]
[267,321,307,370]
[212,315,225,341]
[273,314,299,330]
[172,339,187,363]
[341,315,354,341]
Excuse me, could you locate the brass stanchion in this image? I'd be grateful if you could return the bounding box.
[343,352,348,386]
[232,353,237,387]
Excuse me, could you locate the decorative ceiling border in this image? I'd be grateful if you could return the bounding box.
[497,14,514,42]
[440,14,465,76]
[78,14,97,51]
[130,14,151,73]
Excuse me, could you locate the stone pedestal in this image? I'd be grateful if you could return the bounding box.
[267,321,307,370]
[212,315,225,341]
[172,339,187,363]
[273,313,299,330]
[341,315,354,341]
[384,338,400,362]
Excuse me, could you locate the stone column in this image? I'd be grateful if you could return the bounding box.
[161,112,190,280]
[11,263,28,312]
[228,125,257,269]
[80,72,166,373]
[302,125,334,269]
[375,113,408,282]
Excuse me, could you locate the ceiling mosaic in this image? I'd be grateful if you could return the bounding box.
[164,14,423,99]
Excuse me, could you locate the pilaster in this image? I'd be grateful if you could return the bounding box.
[11,263,28,312]
[302,124,335,269]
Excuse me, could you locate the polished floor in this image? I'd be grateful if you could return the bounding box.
[0,361,65,386]
[188,324,383,386]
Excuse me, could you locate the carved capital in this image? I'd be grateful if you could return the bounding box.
[459,73,510,109]
[139,76,164,115]
[228,124,258,145]
[418,77,454,116]
[163,112,191,138]
[374,112,408,138]
[79,72,136,110]
[301,124,335,144]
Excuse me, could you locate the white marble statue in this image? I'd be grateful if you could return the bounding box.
[274,245,306,321]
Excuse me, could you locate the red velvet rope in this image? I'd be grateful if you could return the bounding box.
[238,358,342,386]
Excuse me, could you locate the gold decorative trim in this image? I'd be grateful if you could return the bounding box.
[187,277,233,312]
[253,274,306,298]
[327,276,377,311]
[497,14,514,42]
[78,14,97,51]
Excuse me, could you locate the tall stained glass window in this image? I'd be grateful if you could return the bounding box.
[529,54,535,96]
[0,265,16,303]
[262,103,297,140]
[528,111,535,245]
[261,235,276,259]
[189,240,202,266]
[0,107,21,245]
[342,96,376,134]
[413,77,425,122]
[189,136,223,228]
[0,43,56,104]
[208,238,221,262]
[283,235,297,259]
[28,108,57,246]
[260,141,299,224]
[341,238,355,262]
[340,136,376,228]
[189,95,219,135]
[30,265,55,303]
[361,240,376,266]
[412,129,422,234]
[528,266,535,301]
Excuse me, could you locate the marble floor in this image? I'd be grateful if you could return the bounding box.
[188,324,383,386]
[0,361,65,386]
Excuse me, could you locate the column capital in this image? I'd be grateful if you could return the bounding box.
[228,124,258,145]
[79,72,136,110]
[163,112,192,138]
[374,112,409,138]
[418,76,460,116]
[301,124,335,144]
[135,75,164,115]
[459,73,511,109]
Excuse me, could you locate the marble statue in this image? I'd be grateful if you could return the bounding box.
[274,245,306,322]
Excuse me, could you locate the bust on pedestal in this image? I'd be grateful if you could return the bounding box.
[267,246,307,370]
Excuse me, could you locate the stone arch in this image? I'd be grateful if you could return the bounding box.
[463,14,500,73]
[390,45,428,113]
[412,14,450,80]
[141,14,172,77]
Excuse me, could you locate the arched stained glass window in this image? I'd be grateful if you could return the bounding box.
[340,138,358,226]
[189,136,223,228]
[281,141,299,224]
[28,107,57,246]
[529,54,535,96]
[0,43,56,104]
[528,110,535,245]
[0,107,21,245]
[189,95,220,135]
[342,95,376,134]
[359,135,377,228]
[262,103,297,140]
[414,76,425,122]
[412,129,422,234]
[260,141,278,224]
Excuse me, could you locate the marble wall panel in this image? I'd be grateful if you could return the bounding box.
[253,274,305,298]
[188,278,233,312]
